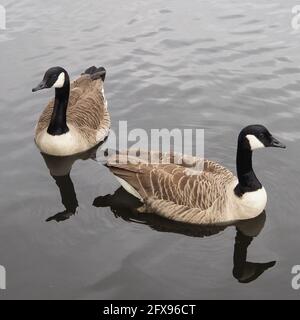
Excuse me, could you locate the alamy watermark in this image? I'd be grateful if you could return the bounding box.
[291,265,300,290]
[292,6,300,30]
[100,121,205,170]
[0,4,6,30]
[0,265,5,290]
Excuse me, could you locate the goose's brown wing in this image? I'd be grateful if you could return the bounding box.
[106,151,236,224]
[68,75,110,144]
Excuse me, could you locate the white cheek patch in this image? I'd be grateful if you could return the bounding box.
[52,72,65,88]
[246,134,265,150]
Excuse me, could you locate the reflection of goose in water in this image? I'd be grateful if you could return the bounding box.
[41,143,103,222]
[232,229,275,283]
[93,188,276,283]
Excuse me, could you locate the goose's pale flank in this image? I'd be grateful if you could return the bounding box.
[105,125,286,225]
[32,66,110,156]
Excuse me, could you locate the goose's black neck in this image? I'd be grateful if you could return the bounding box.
[47,75,70,136]
[234,145,262,197]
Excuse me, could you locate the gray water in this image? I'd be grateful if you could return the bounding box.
[0,0,299,300]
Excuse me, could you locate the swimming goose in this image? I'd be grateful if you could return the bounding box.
[105,125,285,225]
[32,66,110,156]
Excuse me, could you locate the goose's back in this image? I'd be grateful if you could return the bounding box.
[106,151,237,224]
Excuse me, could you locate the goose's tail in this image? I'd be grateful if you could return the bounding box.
[83,66,106,81]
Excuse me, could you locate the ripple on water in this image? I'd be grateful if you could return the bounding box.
[0,0,300,299]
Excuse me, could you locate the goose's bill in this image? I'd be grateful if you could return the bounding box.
[32,80,47,92]
[270,136,286,148]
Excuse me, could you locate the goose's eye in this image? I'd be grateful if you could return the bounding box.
[259,133,265,139]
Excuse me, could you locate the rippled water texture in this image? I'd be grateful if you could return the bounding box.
[0,0,299,299]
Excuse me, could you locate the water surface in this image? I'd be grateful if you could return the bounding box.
[0,0,299,299]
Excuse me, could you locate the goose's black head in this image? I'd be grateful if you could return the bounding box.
[32,67,69,92]
[238,125,286,151]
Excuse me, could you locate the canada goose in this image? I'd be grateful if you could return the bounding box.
[32,66,110,156]
[105,125,285,225]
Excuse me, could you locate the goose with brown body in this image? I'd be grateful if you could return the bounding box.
[105,125,285,225]
[32,66,110,156]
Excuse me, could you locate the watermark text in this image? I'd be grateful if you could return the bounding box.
[0,4,6,30]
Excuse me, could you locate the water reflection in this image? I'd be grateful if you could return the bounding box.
[40,144,101,222]
[93,188,276,283]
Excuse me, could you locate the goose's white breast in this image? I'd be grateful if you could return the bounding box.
[232,185,267,220]
[35,124,90,156]
[240,187,267,212]
[226,181,267,221]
